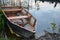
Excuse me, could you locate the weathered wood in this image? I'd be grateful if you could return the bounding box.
[2,9,22,12]
[1,6,37,38]
[8,16,29,19]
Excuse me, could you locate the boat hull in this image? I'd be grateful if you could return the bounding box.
[1,7,36,38]
[5,16,35,38]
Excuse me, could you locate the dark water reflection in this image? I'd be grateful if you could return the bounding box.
[29,0,60,38]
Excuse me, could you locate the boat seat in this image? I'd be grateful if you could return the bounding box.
[8,15,30,19]
[3,9,22,12]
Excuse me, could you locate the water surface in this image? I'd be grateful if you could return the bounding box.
[29,0,60,38]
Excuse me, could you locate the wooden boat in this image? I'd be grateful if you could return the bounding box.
[1,6,37,38]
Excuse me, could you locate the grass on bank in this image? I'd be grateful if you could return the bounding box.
[0,8,22,40]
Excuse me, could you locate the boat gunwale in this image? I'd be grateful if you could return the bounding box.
[1,8,37,33]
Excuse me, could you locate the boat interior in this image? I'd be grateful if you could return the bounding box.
[1,6,37,32]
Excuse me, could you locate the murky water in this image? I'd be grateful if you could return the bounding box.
[29,0,60,38]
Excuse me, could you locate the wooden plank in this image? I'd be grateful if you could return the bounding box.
[8,16,29,19]
[2,9,22,12]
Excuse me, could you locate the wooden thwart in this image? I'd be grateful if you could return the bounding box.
[3,9,22,12]
[8,16,29,19]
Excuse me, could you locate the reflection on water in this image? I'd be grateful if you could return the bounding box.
[35,0,60,9]
[29,0,60,38]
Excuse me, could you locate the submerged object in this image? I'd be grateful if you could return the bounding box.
[1,6,37,38]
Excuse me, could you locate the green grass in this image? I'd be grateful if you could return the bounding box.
[51,21,56,33]
[0,8,5,30]
[0,8,22,40]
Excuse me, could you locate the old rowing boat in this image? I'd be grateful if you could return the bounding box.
[1,6,37,38]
